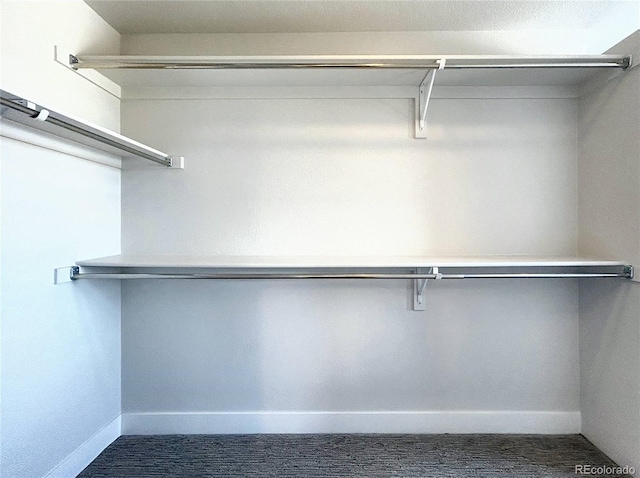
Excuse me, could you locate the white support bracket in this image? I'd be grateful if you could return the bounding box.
[413,267,442,311]
[415,58,445,139]
[54,266,76,284]
[6,99,49,121]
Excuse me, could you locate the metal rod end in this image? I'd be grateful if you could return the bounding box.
[70,266,80,280]
[69,55,79,70]
[624,265,634,279]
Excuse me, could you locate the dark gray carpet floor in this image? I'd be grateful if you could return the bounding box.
[77,434,631,477]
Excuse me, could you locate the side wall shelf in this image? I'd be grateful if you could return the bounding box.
[0,89,183,168]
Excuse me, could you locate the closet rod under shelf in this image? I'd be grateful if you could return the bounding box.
[70,271,633,281]
[0,93,174,167]
[70,54,632,70]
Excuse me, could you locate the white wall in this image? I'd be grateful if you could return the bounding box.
[0,0,120,130]
[119,89,581,433]
[0,140,121,478]
[579,281,640,471]
[122,97,577,256]
[121,278,580,434]
[121,30,627,57]
[578,31,640,472]
[0,2,121,477]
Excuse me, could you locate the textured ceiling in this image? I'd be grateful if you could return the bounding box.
[84,1,640,34]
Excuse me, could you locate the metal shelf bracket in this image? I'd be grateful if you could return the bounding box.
[414,267,442,310]
[416,58,445,139]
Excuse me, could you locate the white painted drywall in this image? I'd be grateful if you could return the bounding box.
[578,30,640,471]
[122,279,580,420]
[119,92,581,432]
[120,30,609,57]
[0,140,121,478]
[579,281,640,472]
[0,0,120,131]
[578,33,640,268]
[121,97,577,256]
[0,2,122,477]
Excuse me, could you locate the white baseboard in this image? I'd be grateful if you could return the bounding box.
[122,411,581,435]
[45,415,121,478]
[36,411,579,476]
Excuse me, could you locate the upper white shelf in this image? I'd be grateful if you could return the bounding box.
[76,254,628,269]
[71,54,632,88]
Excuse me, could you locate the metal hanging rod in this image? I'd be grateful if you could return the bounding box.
[66,264,633,311]
[70,54,632,71]
[70,268,633,281]
[71,271,442,280]
[0,90,175,167]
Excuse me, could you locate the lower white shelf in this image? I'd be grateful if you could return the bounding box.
[70,254,632,279]
[65,255,633,311]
